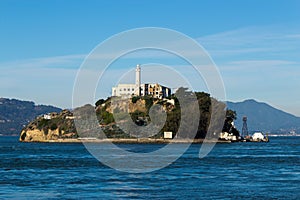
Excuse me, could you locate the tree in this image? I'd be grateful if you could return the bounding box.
[95,99,105,107]
[222,109,239,136]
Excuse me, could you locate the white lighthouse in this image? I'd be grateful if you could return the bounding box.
[111,64,171,99]
[135,64,141,96]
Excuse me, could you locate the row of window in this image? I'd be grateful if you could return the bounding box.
[149,92,160,95]
[119,88,135,92]
[117,87,167,92]
[117,88,148,92]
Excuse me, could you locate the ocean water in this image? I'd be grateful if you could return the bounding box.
[0,136,299,199]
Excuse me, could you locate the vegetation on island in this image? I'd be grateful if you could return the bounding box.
[93,87,239,139]
[19,110,77,141]
[19,87,239,141]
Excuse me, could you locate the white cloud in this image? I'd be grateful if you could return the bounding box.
[0,54,87,108]
[221,59,299,72]
[1,25,300,115]
[285,34,300,39]
[0,54,85,70]
[197,25,300,60]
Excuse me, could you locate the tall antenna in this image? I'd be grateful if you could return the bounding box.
[242,116,248,137]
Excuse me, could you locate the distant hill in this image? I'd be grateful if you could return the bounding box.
[227,99,300,133]
[0,98,62,135]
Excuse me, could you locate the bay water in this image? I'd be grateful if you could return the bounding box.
[0,136,299,199]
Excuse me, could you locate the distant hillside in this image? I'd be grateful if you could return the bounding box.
[227,99,300,133]
[0,98,62,135]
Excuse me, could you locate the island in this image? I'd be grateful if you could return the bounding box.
[19,87,239,143]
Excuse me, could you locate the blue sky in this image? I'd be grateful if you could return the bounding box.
[1,0,300,116]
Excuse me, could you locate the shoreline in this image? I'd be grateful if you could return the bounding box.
[19,138,232,144]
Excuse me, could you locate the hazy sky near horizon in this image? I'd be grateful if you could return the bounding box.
[1,0,300,116]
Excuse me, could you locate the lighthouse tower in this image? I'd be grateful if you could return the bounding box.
[135,64,141,96]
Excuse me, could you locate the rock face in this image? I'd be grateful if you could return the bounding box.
[19,109,77,142]
[20,129,60,142]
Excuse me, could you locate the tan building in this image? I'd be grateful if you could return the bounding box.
[141,83,171,99]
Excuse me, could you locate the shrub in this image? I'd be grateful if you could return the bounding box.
[50,123,57,130]
[131,96,140,103]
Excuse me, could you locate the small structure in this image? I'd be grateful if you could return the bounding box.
[66,116,75,120]
[242,116,248,137]
[164,131,173,139]
[43,114,51,120]
[166,99,175,106]
[219,132,238,141]
[252,132,265,141]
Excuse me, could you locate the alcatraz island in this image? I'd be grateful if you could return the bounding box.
[19,65,268,143]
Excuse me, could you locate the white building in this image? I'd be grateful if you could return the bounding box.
[112,84,137,97]
[252,132,265,141]
[164,131,173,139]
[112,65,171,99]
[43,114,51,120]
[219,132,238,141]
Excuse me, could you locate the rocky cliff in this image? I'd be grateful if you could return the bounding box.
[19,109,77,142]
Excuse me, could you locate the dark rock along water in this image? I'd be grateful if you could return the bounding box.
[0,136,299,199]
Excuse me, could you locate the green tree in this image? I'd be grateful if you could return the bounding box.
[95,99,105,107]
